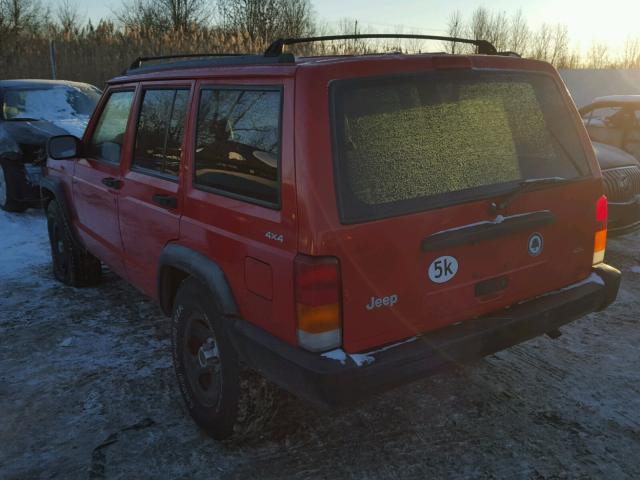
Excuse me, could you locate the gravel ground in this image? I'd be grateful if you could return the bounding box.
[1,209,639,480]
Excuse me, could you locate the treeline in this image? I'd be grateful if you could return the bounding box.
[445,8,640,70]
[1,0,639,88]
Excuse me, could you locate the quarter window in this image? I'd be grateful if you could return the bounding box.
[87,91,135,165]
[194,88,281,206]
[133,89,189,178]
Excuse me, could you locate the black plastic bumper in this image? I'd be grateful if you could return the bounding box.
[608,196,640,235]
[230,264,621,408]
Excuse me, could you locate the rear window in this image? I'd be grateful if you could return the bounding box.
[331,70,590,223]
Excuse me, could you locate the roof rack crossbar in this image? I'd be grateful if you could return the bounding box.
[264,34,499,56]
[128,53,247,71]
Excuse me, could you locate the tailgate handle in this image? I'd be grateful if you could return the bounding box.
[422,210,555,252]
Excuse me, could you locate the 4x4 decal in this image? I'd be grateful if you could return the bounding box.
[265,232,284,243]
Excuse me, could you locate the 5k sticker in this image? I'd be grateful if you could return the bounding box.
[428,256,458,284]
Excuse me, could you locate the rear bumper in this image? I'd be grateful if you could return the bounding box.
[608,196,640,235]
[230,264,621,408]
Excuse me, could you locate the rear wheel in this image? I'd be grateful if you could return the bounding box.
[46,201,101,287]
[172,278,278,440]
[0,163,27,212]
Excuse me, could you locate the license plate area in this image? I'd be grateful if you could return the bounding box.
[475,275,509,298]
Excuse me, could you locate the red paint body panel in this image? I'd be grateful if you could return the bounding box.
[47,53,603,355]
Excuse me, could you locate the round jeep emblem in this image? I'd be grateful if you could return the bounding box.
[528,233,544,257]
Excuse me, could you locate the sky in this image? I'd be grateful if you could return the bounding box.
[45,0,640,56]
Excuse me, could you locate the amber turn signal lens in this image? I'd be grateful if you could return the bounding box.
[296,303,340,334]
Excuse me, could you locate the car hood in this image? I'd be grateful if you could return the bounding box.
[0,119,85,163]
[1,119,77,143]
[592,142,640,170]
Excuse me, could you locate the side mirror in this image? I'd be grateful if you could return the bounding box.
[47,135,80,160]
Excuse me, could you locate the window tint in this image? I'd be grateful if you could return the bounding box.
[87,91,134,164]
[586,106,624,127]
[194,89,281,206]
[133,89,189,177]
[332,72,590,223]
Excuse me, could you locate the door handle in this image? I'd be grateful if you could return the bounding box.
[152,194,178,209]
[101,177,123,189]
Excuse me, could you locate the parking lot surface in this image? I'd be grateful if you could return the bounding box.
[1,210,639,479]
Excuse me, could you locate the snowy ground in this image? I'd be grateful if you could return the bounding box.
[1,209,640,479]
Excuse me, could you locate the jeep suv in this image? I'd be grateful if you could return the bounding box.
[42,35,621,440]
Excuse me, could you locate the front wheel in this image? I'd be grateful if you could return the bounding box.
[46,201,101,287]
[0,162,27,212]
[172,278,278,440]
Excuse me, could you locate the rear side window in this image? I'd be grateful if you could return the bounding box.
[132,89,189,178]
[194,88,281,207]
[87,91,135,164]
[331,71,591,223]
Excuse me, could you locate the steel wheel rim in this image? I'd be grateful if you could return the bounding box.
[0,167,6,206]
[183,312,222,408]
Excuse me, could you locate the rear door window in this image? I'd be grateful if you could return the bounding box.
[87,90,135,165]
[132,89,190,178]
[331,71,591,223]
[194,88,281,207]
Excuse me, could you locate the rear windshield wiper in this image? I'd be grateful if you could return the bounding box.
[492,177,571,213]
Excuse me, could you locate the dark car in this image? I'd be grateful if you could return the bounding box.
[592,142,640,234]
[580,96,640,234]
[0,79,101,212]
[42,34,620,440]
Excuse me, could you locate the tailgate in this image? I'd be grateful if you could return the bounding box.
[327,68,599,353]
[336,180,599,352]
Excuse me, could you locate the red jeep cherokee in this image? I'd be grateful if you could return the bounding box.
[42,35,621,439]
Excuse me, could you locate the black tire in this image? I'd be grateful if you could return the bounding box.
[0,162,28,212]
[172,278,278,440]
[46,201,101,287]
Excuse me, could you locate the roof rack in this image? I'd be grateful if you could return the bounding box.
[122,34,507,76]
[123,52,295,75]
[264,34,499,56]
[128,53,245,71]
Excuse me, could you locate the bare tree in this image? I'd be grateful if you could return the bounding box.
[0,0,46,35]
[587,41,610,69]
[469,7,490,42]
[57,0,83,33]
[509,9,529,55]
[116,0,211,32]
[549,24,569,67]
[444,10,464,54]
[486,10,509,52]
[531,23,552,61]
[217,0,314,45]
[621,37,640,68]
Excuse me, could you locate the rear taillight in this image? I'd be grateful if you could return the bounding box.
[295,255,342,352]
[593,195,608,265]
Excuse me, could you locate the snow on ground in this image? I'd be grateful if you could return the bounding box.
[1,209,640,479]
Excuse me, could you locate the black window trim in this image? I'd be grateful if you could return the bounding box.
[85,88,136,167]
[130,86,192,183]
[192,84,284,210]
[329,68,594,225]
